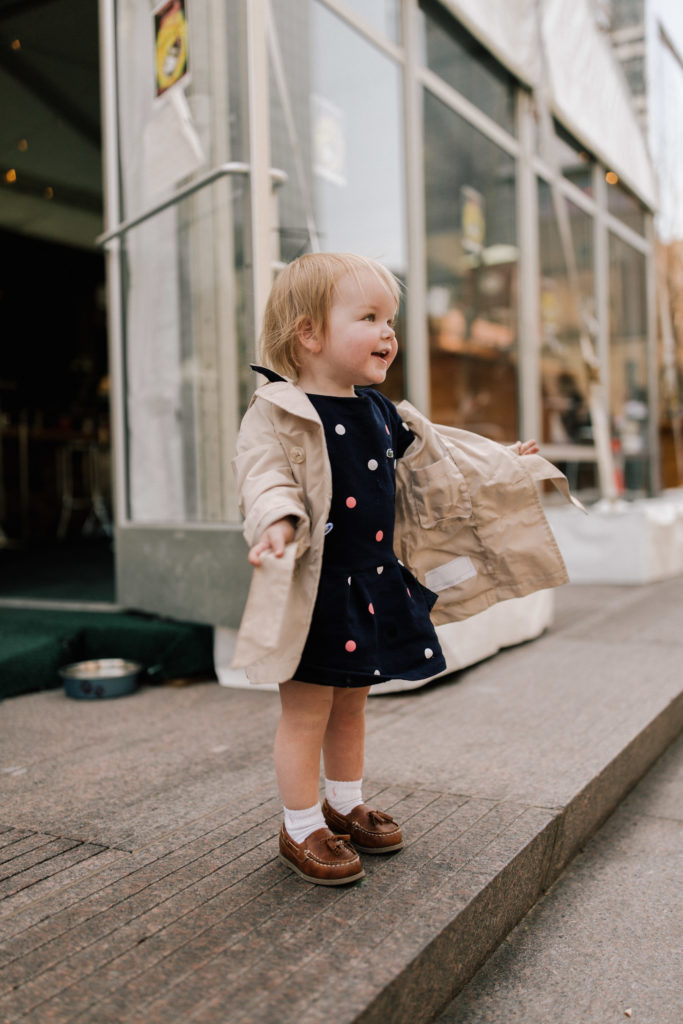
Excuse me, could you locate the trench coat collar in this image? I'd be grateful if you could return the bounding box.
[250,364,322,425]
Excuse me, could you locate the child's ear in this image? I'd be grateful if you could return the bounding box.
[296,316,322,354]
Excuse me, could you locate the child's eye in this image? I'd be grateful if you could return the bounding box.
[363,313,375,321]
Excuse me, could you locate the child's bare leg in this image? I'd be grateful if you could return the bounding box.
[322,686,403,854]
[275,680,364,885]
[274,679,334,809]
[322,685,370,781]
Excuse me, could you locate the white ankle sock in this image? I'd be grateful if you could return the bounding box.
[325,778,363,816]
[283,802,327,844]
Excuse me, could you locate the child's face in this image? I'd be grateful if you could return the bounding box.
[308,269,398,396]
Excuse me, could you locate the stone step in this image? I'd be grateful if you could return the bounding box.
[0,578,681,1023]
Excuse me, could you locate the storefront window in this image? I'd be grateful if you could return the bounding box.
[609,235,650,494]
[115,0,248,524]
[424,91,518,438]
[334,0,401,42]
[269,0,407,397]
[537,179,597,490]
[553,121,593,194]
[418,0,517,136]
[607,179,646,236]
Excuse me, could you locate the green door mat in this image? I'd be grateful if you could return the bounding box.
[0,608,214,700]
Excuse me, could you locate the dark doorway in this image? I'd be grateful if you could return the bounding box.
[0,232,114,603]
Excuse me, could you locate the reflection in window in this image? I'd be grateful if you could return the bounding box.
[269,0,407,399]
[606,178,646,236]
[333,0,400,42]
[551,121,593,193]
[424,91,517,438]
[609,235,650,494]
[418,0,517,135]
[537,179,597,492]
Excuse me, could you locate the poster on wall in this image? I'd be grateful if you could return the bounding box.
[460,185,485,256]
[312,95,347,188]
[153,0,189,98]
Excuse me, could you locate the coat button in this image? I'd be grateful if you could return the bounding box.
[290,446,305,463]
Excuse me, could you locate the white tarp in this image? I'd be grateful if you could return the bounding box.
[441,0,657,209]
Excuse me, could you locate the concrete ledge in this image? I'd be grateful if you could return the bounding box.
[1,579,682,1023]
[356,690,683,1024]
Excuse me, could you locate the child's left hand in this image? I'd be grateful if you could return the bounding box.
[514,439,540,456]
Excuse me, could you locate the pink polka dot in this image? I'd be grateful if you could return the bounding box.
[346,496,357,509]
[406,587,411,597]
[385,423,390,435]
[368,603,374,615]
[345,640,357,652]
[375,530,384,542]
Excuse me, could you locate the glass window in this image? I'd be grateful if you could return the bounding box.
[332,0,400,43]
[424,91,518,439]
[552,121,593,194]
[609,235,650,495]
[269,0,407,398]
[116,0,249,525]
[418,0,517,135]
[537,179,598,492]
[606,178,646,235]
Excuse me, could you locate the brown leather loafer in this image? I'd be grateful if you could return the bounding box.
[278,825,365,885]
[322,799,404,854]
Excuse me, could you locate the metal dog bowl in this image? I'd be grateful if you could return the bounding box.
[59,658,142,700]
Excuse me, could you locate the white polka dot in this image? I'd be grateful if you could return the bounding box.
[402,421,410,430]
[367,459,378,471]
[374,670,381,676]
[335,423,346,435]
[424,648,434,659]
[347,576,352,585]
[398,559,404,566]
[376,566,384,574]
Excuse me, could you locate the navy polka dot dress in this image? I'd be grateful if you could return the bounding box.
[294,388,446,687]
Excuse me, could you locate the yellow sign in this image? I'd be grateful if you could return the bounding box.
[461,185,485,255]
[154,0,189,98]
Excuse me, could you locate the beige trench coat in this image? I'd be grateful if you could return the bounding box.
[231,379,581,684]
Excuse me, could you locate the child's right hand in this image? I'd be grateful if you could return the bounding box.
[248,517,296,566]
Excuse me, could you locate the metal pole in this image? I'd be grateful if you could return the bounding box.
[98,0,127,533]
[246,0,273,352]
[401,0,430,414]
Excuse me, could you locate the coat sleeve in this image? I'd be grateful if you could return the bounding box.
[232,398,311,550]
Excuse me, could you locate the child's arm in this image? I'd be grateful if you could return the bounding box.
[248,516,296,566]
[233,399,310,559]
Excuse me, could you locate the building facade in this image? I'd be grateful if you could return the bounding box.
[99,0,657,623]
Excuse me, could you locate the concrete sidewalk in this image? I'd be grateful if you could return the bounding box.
[1,577,682,1023]
[437,732,683,1023]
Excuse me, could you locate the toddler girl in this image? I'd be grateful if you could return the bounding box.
[232,252,570,886]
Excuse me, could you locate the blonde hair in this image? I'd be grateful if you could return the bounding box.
[259,252,401,379]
